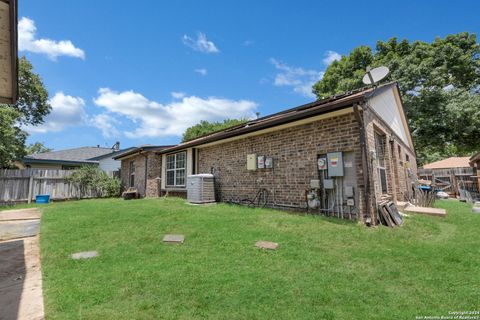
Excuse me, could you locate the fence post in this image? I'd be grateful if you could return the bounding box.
[27,173,34,204]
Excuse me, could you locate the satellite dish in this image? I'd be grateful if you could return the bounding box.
[362,66,389,85]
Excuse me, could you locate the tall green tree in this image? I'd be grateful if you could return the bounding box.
[15,56,51,125]
[312,32,480,164]
[182,118,248,142]
[0,107,27,168]
[0,56,51,167]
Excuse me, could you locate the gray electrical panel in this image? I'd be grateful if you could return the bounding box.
[345,186,354,198]
[327,152,344,177]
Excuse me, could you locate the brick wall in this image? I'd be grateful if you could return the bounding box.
[146,153,162,197]
[197,112,365,220]
[363,108,418,205]
[120,152,162,197]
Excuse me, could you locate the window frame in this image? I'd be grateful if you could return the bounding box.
[166,151,187,187]
[129,160,135,188]
[374,131,388,194]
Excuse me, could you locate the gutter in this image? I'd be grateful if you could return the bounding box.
[115,146,175,160]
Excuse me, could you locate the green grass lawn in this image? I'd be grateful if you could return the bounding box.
[34,198,479,319]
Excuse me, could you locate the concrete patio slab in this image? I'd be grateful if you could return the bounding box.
[163,234,185,244]
[0,208,42,221]
[0,208,44,320]
[0,220,41,241]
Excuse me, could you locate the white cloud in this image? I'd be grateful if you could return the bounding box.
[182,32,219,54]
[26,92,86,133]
[243,40,254,47]
[94,88,257,138]
[323,50,341,65]
[90,113,120,138]
[171,91,186,99]
[18,17,85,60]
[195,68,208,76]
[270,58,323,98]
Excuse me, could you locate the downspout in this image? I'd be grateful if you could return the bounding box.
[353,103,374,226]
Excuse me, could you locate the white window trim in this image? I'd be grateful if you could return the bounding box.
[166,151,186,187]
[374,131,388,195]
[129,160,135,188]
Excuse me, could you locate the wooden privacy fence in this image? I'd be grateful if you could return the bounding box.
[0,169,102,204]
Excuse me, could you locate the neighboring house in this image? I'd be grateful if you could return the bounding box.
[23,143,134,174]
[116,82,418,225]
[419,157,477,197]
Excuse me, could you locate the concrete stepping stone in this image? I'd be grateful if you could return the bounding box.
[71,251,98,260]
[162,234,185,244]
[404,206,446,217]
[255,241,279,250]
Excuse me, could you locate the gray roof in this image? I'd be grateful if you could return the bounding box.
[113,145,175,160]
[24,146,118,164]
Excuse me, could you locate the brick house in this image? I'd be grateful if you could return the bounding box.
[116,82,417,224]
[115,145,173,197]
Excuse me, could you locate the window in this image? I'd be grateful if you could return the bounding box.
[166,152,186,187]
[374,131,388,194]
[129,160,135,187]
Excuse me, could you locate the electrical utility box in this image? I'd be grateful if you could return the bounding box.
[257,155,265,169]
[247,154,257,171]
[265,157,273,169]
[327,152,344,177]
[317,157,327,170]
[323,179,334,189]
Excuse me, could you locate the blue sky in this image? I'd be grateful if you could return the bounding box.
[20,0,479,150]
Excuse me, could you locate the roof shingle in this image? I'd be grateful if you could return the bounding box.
[24,146,116,163]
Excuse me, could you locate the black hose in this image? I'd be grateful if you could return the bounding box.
[231,188,270,208]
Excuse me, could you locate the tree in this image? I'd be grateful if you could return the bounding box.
[15,56,51,126]
[0,56,51,167]
[0,107,27,168]
[182,118,248,142]
[66,166,121,198]
[26,142,52,155]
[312,32,480,164]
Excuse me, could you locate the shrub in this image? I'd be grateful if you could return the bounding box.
[67,166,121,198]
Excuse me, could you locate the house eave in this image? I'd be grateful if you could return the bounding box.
[22,158,99,166]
